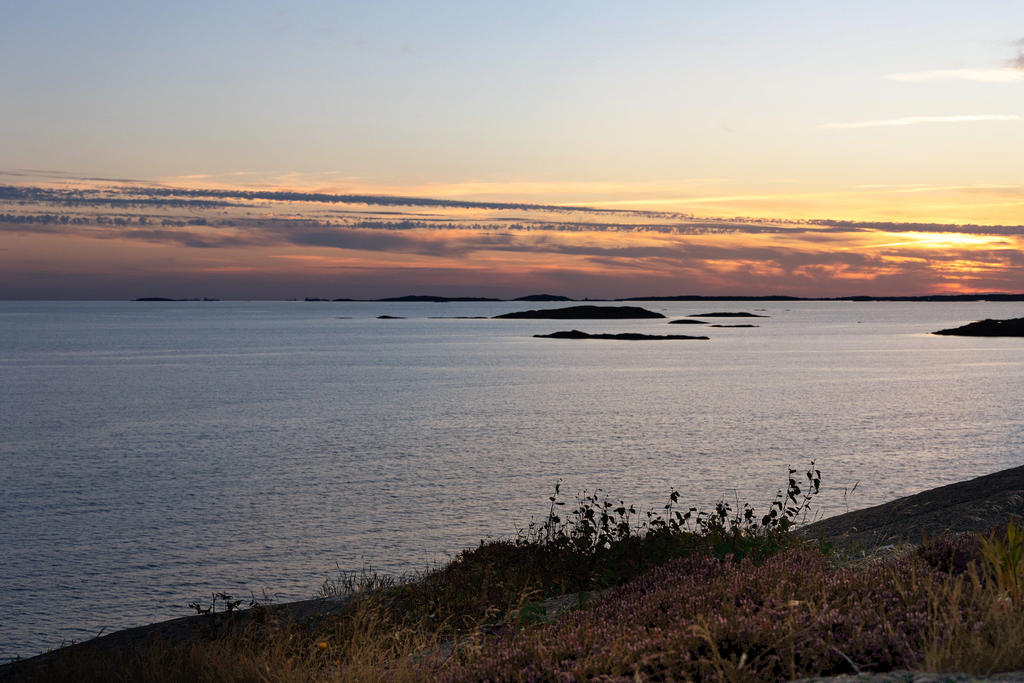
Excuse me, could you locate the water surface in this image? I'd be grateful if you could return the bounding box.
[2,300,1023,658]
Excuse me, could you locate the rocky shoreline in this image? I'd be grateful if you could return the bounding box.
[4,465,1024,679]
[801,464,1024,552]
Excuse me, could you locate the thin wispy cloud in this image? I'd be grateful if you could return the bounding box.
[820,114,1021,129]
[887,38,1024,83]
[4,181,1024,298]
[885,68,1024,83]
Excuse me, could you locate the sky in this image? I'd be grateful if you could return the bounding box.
[1,1,1023,298]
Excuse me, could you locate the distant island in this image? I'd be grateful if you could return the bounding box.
[133,297,219,302]
[932,317,1024,336]
[667,319,709,325]
[687,312,767,318]
[366,293,1024,303]
[494,305,665,319]
[135,292,1024,303]
[377,295,503,302]
[513,294,573,301]
[621,293,1024,302]
[534,330,709,340]
[375,294,570,302]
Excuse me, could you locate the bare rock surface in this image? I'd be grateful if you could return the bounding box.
[534,329,708,340]
[933,317,1024,336]
[801,464,1024,552]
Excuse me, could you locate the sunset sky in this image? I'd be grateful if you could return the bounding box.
[2,1,1022,298]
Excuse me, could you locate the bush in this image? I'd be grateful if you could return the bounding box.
[917,533,983,575]
[441,548,1014,681]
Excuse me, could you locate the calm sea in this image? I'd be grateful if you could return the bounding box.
[2,300,1023,658]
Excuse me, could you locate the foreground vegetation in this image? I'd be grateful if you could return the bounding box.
[10,465,1024,682]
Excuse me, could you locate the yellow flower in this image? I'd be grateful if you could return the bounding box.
[318,641,328,649]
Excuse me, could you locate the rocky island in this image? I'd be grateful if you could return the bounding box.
[377,295,502,302]
[534,330,709,340]
[494,305,665,319]
[514,294,572,302]
[932,317,1024,336]
[687,311,767,318]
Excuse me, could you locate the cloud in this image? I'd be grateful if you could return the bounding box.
[885,68,1024,83]
[820,114,1021,129]
[4,179,1024,299]
[885,39,1024,83]
[1011,38,1024,69]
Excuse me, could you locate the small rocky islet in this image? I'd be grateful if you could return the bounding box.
[933,316,1024,337]
[533,330,709,341]
[493,305,666,319]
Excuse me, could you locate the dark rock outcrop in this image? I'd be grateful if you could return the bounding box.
[495,305,665,319]
[377,295,501,302]
[534,330,708,340]
[932,317,1024,336]
[802,464,1024,552]
[514,294,572,301]
[667,319,709,325]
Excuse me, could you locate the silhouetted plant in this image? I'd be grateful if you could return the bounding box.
[187,592,242,616]
[524,462,820,576]
[186,592,245,639]
[317,563,396,599]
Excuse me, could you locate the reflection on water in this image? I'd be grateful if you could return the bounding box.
[1,300,1023,658]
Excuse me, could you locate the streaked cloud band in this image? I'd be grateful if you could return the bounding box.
[820,114,1021,129]
[886,68,1024,83]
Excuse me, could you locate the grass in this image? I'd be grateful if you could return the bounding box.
[9,468,1024,682]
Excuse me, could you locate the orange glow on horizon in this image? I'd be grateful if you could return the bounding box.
[2,176,1022,299]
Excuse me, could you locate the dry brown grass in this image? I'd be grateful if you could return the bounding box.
[7,598,452,683]
[921,526,1024,677]
[13,540,1024,683]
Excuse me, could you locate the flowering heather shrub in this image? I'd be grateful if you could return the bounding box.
[916,532,983,575]
[441,549,962,682]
